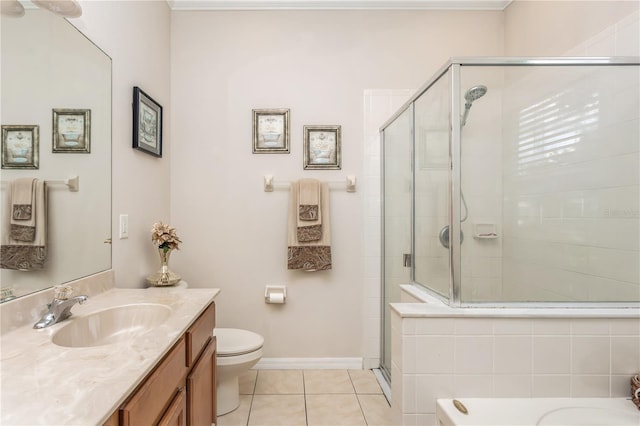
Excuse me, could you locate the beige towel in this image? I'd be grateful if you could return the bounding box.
[288,181,331,271]
[297,179,322,241]
[298,178,319,220]
[10,178,36,241]
[1,179,47,270]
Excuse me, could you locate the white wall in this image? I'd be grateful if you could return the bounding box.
[170,9,504,358]
[71,0,173,286]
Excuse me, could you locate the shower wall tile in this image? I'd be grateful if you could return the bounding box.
[532,375,571,397]
[570,375,610,397]
[571,336,610,374]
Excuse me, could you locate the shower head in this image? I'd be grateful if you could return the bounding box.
[461,85,487,127]
[464,85,488,104]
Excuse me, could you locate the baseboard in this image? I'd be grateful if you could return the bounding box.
[255,357,363,370]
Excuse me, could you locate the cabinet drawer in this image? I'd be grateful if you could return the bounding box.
[186,302,215,367]
[120,337,188,426]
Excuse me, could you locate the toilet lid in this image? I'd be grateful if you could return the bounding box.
[214,328,264,356]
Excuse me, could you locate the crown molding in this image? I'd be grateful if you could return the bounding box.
[167,0,512,11]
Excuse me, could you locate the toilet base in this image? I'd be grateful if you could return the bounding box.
[217,376,240,415]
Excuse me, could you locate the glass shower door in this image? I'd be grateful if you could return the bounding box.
[380,106,413,381]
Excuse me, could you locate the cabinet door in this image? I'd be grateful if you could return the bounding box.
[120,337,188,426]
[187,337,216,426]
[159,387,187,426]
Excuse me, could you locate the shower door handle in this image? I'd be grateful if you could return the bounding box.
[403,253,412,268]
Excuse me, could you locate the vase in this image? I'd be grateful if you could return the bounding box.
[146,248,181,286]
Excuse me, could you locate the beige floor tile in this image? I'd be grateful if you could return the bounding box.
[218,394,252,426]
[348,370,383,394]
[248,394,306,426]
[357,394,392,426]
[304,370,355,394]
[254,370,304,395]
[306,394,366,426]
[240,369,258,394]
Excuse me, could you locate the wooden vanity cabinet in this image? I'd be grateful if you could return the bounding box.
[116,302,216,426]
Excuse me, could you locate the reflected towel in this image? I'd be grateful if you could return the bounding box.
[1,179,47,270]
[288,181,331,271]
[10,178,36,241]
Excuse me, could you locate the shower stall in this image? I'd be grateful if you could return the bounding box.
[379,57,640,382]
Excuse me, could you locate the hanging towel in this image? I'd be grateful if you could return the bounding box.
[1,179,47,270]
[10,178,36,241]
[288,180,332,271]
[298,178,319,220]
[297,178,322,241]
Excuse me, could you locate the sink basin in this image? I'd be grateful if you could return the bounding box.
[52,303,172,348]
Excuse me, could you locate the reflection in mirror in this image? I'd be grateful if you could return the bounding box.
[0,9,112,302]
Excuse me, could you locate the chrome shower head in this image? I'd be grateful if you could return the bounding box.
[464,85,488,104]
[461,85,488,127]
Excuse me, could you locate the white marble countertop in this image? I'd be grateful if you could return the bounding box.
[0,286,220,425]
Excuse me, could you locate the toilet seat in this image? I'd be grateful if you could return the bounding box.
[214,328,264,357]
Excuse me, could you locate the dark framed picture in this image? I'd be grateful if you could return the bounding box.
[133,86,163,157]
[52,108,91,153]
[252,108,290,153]
[1,125,39,169]
[303,125,341,170]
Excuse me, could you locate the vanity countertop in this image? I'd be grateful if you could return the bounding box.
[0,286,220,425]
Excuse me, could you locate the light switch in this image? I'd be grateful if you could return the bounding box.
[119,214,129,239]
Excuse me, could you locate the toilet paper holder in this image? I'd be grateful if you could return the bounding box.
[265,285,287,304]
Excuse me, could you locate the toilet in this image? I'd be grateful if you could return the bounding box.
[213,328,264,415]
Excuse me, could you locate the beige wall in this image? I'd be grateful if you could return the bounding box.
[72,1,173,286]
[169,10,504,358]
[504,0,640,56]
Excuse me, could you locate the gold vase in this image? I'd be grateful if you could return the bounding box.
[146,248,181,286]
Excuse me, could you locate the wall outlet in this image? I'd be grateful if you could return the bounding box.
[119,214,129,239]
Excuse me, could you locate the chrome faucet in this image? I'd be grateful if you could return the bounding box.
[33,287,88,329]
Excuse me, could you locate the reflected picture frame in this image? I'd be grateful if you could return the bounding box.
[252,108,290,154]
[52,108,91,153]
[1,125,39,169]
[133,86,163,157]
[303,125,341,170]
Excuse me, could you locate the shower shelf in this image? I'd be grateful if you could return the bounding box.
[473,223,498,239]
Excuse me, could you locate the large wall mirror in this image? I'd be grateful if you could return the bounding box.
[1,9,112,301]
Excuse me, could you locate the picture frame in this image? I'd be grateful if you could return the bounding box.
[133,86,163,157]
[1,125,39,169]
[252,108,290,154]
[52,108,91,153]
[303,125,341,170]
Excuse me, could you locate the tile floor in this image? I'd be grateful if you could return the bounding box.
[217,369,392,426]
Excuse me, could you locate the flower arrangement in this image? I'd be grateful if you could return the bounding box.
[151,221,182,252]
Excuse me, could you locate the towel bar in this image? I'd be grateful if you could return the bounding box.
[0,175,79,192]
[264,175,356,193]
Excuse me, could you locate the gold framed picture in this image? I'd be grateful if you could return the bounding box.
[303,125,341,170]
[52,108,91,153]
[1,125,39,169]
[252,108,290,154]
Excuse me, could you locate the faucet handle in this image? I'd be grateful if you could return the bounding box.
[53,285,73,300]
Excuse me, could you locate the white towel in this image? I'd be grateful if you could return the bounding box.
[1,179,47,270]
[288,181,331,271]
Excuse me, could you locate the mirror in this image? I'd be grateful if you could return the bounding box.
[0,9,112,301]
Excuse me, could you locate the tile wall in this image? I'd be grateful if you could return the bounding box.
[391,311,640,425]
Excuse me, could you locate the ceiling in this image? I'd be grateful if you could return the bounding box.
[167,0,512,11]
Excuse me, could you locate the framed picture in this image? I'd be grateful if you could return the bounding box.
[1,125,39,169]
[133,86,163,157]
[52,108,91,153]
[252,108,290,153]
[303,125,341,170]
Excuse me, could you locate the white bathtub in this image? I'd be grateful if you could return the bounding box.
[436,398,640,426]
